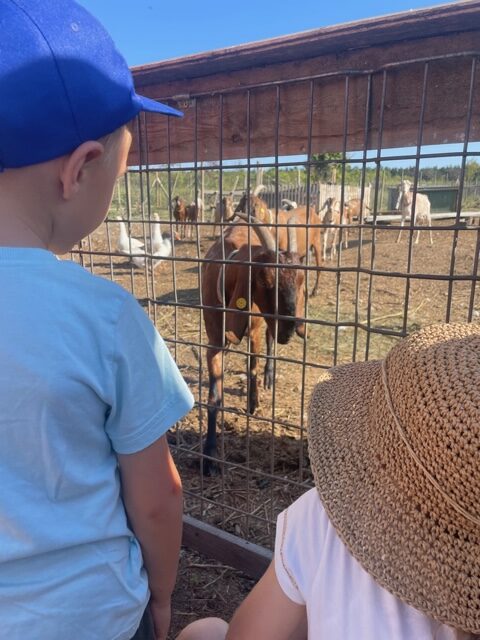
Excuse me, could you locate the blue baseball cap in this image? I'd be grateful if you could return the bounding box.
[0,0,182,170]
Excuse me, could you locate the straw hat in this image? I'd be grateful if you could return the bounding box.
[308,323,480,633]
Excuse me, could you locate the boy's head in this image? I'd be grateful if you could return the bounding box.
[0,0,182,252]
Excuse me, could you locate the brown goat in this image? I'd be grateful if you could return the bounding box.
[201,215,305,473]
[236,197,322,296]
[172,196,187,238]
[344,197,371,221]
[213,195,234,236]
[185,200,203,239]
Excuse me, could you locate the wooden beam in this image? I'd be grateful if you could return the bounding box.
[182,514,272,580]
[130,35,480,165]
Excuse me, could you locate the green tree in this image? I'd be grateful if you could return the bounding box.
[311,153,344,183]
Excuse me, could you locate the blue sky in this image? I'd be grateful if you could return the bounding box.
[79,0,451,67]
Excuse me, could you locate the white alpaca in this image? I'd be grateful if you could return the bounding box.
[396,180,433,245]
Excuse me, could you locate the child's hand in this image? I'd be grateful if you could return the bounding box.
[150,598,171,640]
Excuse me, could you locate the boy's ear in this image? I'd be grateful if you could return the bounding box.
[59,141,104,200]
[224,264,250,346]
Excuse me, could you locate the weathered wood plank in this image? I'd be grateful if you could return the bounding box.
[130,44,480,165]
[182,514,272,580]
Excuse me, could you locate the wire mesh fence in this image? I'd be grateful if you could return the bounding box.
[72,42,480,551]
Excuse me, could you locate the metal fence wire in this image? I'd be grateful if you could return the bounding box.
[73,45,480,550]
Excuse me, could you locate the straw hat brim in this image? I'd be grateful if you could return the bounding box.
[308,359,480,633]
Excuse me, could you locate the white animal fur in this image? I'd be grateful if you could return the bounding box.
[395,180,433,245]
[318,197,350,261]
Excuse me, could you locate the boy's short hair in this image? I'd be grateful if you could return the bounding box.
[0,0,182,171]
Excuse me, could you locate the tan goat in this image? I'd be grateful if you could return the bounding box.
[213,195,234,236]
[319,197,352,260]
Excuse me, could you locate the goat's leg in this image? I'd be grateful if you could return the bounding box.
[343,226,349,249]
[414,214,420,245]
[396,217,404,243]
[429,218,433,245]
[323,230,328,262]
[263,328,274,390]
[204,347,223,475]
[247,327,262,415]
[310,239,321,297]
[331,229,338,260]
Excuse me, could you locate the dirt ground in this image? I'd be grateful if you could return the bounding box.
[76,215,480,552]
[169,547,254,638]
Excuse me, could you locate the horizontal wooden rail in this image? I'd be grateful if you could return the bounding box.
[182,514,272,580]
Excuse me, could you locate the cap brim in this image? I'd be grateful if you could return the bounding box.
[136,94,183,118]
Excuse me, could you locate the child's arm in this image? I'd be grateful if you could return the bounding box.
[226,561,307,640]
[118,435,183,640]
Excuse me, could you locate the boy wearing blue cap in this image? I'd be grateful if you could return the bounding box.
[0,2,193,639]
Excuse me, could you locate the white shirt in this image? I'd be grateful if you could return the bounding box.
[0,248,194,640]
[275,488,465,640]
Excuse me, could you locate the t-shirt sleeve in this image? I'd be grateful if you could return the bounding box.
[105,295,194,454]
[274,488,325,606]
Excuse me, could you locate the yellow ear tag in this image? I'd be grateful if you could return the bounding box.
[260,208,265,214]
[236,297,247,310]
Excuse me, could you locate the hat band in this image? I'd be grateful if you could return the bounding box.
[381,360,480,528]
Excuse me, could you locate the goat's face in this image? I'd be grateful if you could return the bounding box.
[320,197,334,211]
[399,180,411,194]
[173,196,184,209]
[234,194,247,213]
[253,251,304,345]
[327,197,339,212]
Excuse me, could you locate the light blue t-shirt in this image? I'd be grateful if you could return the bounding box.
[0,248,194,640]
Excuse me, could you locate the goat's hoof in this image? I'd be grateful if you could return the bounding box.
[247,400,259,415]
[264,371,274,390]
[201,456,220,477]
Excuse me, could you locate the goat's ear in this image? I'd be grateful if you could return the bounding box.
[225,267,250,346]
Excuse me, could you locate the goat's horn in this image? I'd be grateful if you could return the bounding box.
[235,213,276,253]
[287,215,298,253]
